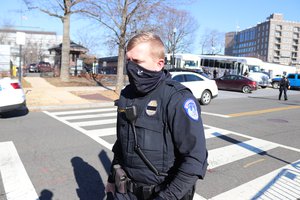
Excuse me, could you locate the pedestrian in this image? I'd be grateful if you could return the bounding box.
[278,75,290,100]
[223,69,229,76]
[105,32,208,200]
[213,68,218,78]
[243,69,249,77]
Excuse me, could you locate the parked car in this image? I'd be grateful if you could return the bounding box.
[28,63,38,73]
[168,68,210,79]
[170,71,218,105]
[37,61,53,72]
[0,77,26,113]
[287,73,300,89]
[271,75,284,89]
[214,74,257,93]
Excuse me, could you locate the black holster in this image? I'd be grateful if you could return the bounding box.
[113,165,128,194]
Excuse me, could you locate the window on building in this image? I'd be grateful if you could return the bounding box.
[293,33,299,39]
[275,38,281,43]
[293,39,299,45]
[292,52,297,57]
[276,25,282,30]
[275,31,282,37]
[293,27,300,32]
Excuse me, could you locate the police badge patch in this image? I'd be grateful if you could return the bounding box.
[183,99,199,121]
[146,100,158,116]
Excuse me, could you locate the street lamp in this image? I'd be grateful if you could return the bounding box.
[172,28,177,68]
[16,32,26,84]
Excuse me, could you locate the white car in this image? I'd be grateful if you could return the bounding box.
[170,71,218,105]
[0,77,26,113]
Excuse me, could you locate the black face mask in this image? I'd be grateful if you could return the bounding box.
[126,61,164,95]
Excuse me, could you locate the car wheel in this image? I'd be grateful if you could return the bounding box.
[242,85,251,93]
[272,82,279,89]
[200,90,212,105]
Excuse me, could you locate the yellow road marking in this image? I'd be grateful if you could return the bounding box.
[228,106,300,117]
[244,158,265,168]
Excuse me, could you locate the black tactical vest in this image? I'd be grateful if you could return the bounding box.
[117,79,189,185]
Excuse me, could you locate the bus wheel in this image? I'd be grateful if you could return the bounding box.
[200,90,212,105]
[242,86,251,93]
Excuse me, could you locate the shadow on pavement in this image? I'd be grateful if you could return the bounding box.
[71,156,105,200]
[38,189,54,200]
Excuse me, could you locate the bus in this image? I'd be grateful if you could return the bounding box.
[198,55,270,88]
[164,53,200,70]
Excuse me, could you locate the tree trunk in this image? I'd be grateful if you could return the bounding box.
[115,43,126,95]
[60,13,71,82]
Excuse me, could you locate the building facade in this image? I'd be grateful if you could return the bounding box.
[0,28,62,67]
[225,14,300,67]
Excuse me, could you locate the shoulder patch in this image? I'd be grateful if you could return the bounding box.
[183,99,199,121]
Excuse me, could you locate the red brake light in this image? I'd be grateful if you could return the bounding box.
[10,82,21,89]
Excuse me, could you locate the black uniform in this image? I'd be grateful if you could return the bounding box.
[279,77,290,100]
[109,70,208,200]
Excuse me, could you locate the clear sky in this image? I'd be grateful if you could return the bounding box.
[1,0,300,55]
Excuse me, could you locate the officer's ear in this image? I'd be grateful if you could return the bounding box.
[157,58,165,70]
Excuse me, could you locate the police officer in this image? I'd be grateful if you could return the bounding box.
[278,75,290,101]
[106,32,208,200]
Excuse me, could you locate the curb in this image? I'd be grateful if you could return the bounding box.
[27,102,115,112]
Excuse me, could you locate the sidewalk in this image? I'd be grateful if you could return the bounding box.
[24,77,116,111]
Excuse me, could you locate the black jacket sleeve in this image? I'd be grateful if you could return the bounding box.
[158,89,208,199]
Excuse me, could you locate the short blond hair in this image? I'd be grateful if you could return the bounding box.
[127,32,165,60]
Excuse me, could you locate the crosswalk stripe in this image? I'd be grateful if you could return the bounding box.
[50,107,116,115]
[0,141,38,200]
[74,118,117,127]
[211,159,300,200]
[207,138,278,169]
[62,112,117,120]
[88,128,116,137]
[44,111,113,150]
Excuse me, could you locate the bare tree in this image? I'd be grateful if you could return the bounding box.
[155,7,199,54]
[83,1,197,95]
[199,29,225,55]
[23,0,89,82]
[83,0,172,94]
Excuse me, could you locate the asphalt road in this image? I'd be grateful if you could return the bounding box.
[1,87,300,200]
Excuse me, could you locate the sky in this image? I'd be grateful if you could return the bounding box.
[1,0,300,55]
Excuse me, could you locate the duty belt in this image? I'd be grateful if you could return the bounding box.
[127,179,158,200]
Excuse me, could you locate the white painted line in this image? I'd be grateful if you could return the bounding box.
[49,107,116,115]
[88,128,116,137]
[44,111,113,150]
[211,159,300,200]
[204,124,300,153]
[0,141,38,200]
[62,112,117,120]
[207,138,278,169]
[193,193,207,200]
[201,111,231,118]
[74,118,116,127]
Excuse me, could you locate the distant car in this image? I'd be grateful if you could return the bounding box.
[28,63,38,73]
[37,61,53,72]
[168,68,210,79]
[214,74,258,93]
[287,73,300,89]
[170,71,218,105]
[0,77,26,113]
[271,75,283,89]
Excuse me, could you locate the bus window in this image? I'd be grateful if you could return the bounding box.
[248,65,260,72]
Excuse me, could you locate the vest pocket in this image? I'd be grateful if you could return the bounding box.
[135,118,164,152]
